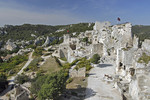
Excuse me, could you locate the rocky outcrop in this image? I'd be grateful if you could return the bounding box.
[42,36,51,47]
[4,39,17,51]
[142,39,150,52]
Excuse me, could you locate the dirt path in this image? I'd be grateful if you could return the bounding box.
[85,62,122,100]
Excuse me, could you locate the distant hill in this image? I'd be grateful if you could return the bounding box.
[132,25,150,41]
[0,23,94,41]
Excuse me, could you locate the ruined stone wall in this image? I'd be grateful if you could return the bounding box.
[111,23,132,48]
[63,34,70,44]
[59,44,69,58]
[69,67,86,78]
[133,35,139,49]
[16,91,29,100]
[93,21,111,32]
[91,43,103,56]
[122,49,134,67]
[142,39,150,52]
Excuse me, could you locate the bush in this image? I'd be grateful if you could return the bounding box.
[82,37,88,43]
[38,70,68,100]
[69,59,79,66]
[138,53,150,64]
[63,63,71,70]
[23,67,29,72]
[33,47,43,56]
[60,57,67,61]
[75,57,92,71]
[90,54,100,64]
[15,74,30,84]
[66,78,73,84]
[30,69,68,100]
[27,57,43,71]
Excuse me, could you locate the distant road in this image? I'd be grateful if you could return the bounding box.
[0,50,34,98]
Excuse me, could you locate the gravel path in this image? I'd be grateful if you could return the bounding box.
[85,62,122,100]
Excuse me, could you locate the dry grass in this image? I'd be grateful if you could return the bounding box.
[66,77,87,89]
[40,57,61,74]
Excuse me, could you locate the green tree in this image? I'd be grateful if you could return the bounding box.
[37,70,68,100]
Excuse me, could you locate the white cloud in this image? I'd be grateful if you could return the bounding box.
[0,7,83,26]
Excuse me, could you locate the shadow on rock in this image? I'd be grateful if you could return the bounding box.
[97,64,112,68]
[87,73,96,76]
[58,88,96,100]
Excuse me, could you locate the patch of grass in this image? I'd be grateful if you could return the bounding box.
[40,57,61,74]
[54,56,62,66]
[60,57,67,61]
[90,54,100,64]
[44,52,52,56]
[69,59,79,66]
[27,57,43,71]
[66,77,73,84]
[66,77,87,89]
[138,53,150,64]
[122,47,131,51]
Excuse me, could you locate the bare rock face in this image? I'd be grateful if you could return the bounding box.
[142,39,150,52]
[4,39,17,51]
[34,38,41,45]
[42,36,51,47]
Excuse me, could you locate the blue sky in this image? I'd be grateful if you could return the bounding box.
[0,0,150,26]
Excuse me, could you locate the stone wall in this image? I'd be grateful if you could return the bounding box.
[111,23,133,48]
[69,67,86,78]
[142,39,150,52]
[91,43,103,56]
[133,35,139,49]
[93,21,111,32]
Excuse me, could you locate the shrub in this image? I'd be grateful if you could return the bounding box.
[75,57,92,71]
[33,47,43,56]
[138,53,150,64]
[82,37,88,43]
[66,78,73,84]
[23,67,29,72]
[27,57,43,71]
[69,59,79,66]
[63,63,71,70]
[60,57,67,61]
[30,69,68,99]
[90,54,100,64]
[15,74,30,84]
